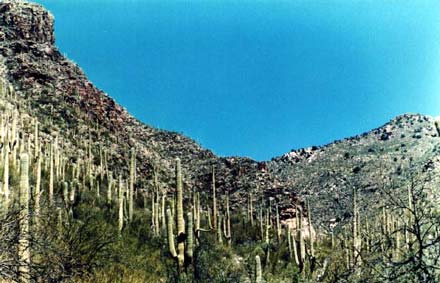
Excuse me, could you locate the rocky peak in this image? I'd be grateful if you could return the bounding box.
[0,1,55,44]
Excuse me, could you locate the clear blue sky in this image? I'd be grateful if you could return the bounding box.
[32,0,440,161]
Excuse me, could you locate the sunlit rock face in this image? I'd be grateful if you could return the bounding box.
[0,1,55,44]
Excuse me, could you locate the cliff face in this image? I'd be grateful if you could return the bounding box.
[0,1,54,44]
[0,1,128,132]
[1,1,439,230]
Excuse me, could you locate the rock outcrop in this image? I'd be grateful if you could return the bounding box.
[0,1,54,44]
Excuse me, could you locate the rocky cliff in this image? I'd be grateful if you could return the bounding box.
[1,0,439,231]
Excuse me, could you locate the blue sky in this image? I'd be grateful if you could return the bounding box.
[32,0,440,160]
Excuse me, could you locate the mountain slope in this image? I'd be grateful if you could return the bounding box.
[269,113,440,227]
[1,0,439,230]
[0,0,278,206]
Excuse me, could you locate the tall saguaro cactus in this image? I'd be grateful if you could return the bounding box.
[166,158,195,274]
[297,206,305,273]
[33,119,38,159]
[49,142,54,205]
[107,173,113,205]
[276,204,281,243]
[118,175,124,235]
[161,195,166,231]
[186,211,194,261]
[255,255,263,283]
[167,208,177,258]
[307,199,314,258]
[225,192,232,245]
[288,227,300,266]
[34,155,41,227]
[175,157,185,269]
[217,213,223,244]
[18,153,30,283]
[2,133,10,204]
[128,147,135,222]
[212,165,217,231]
[352,187,361,266]
[248,190,254,226]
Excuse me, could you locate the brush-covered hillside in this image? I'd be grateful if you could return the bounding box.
[0,1,439,283]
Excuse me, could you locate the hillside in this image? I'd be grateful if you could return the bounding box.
[0,0,280,208]
[0,1,439,283]
[1,0,439,226]
[269,113,440,227]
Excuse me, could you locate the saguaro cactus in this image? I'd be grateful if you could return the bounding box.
[207,206,212,229]
[118,175,124,235]
[297,206,305,273]
[154,202,160,236]
[195,192,201,238]
[99,143,104,182]
[248,190,254,226]
[128,147,135,222]
[18,153,30,283]
[352,187,361,266]
[259,206,264,241]
[34,155,41,227]
[107,173,113,205]
[151,194,155,229]
[307,199,314,258]
[186,211,194,261]
[276,204,281,243]
[255,255,262,283]
[33,119,38,159]
[225,192,231,245]
[167,208,177,258]
[161,194,166,230]
[62,182,70,214]
[287,226,300,266]
[217,212,223,244]
[49,142,54,205]
[175,158,185,269]
[166,158,194,273]
[104,149,109,181]
[212,165,217,230]
[2,133,10,204]
[287,227,293,259]
[10,111,17,174]
[394,218,401,260]
[292,228,300,266]
[265,209,270,245]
